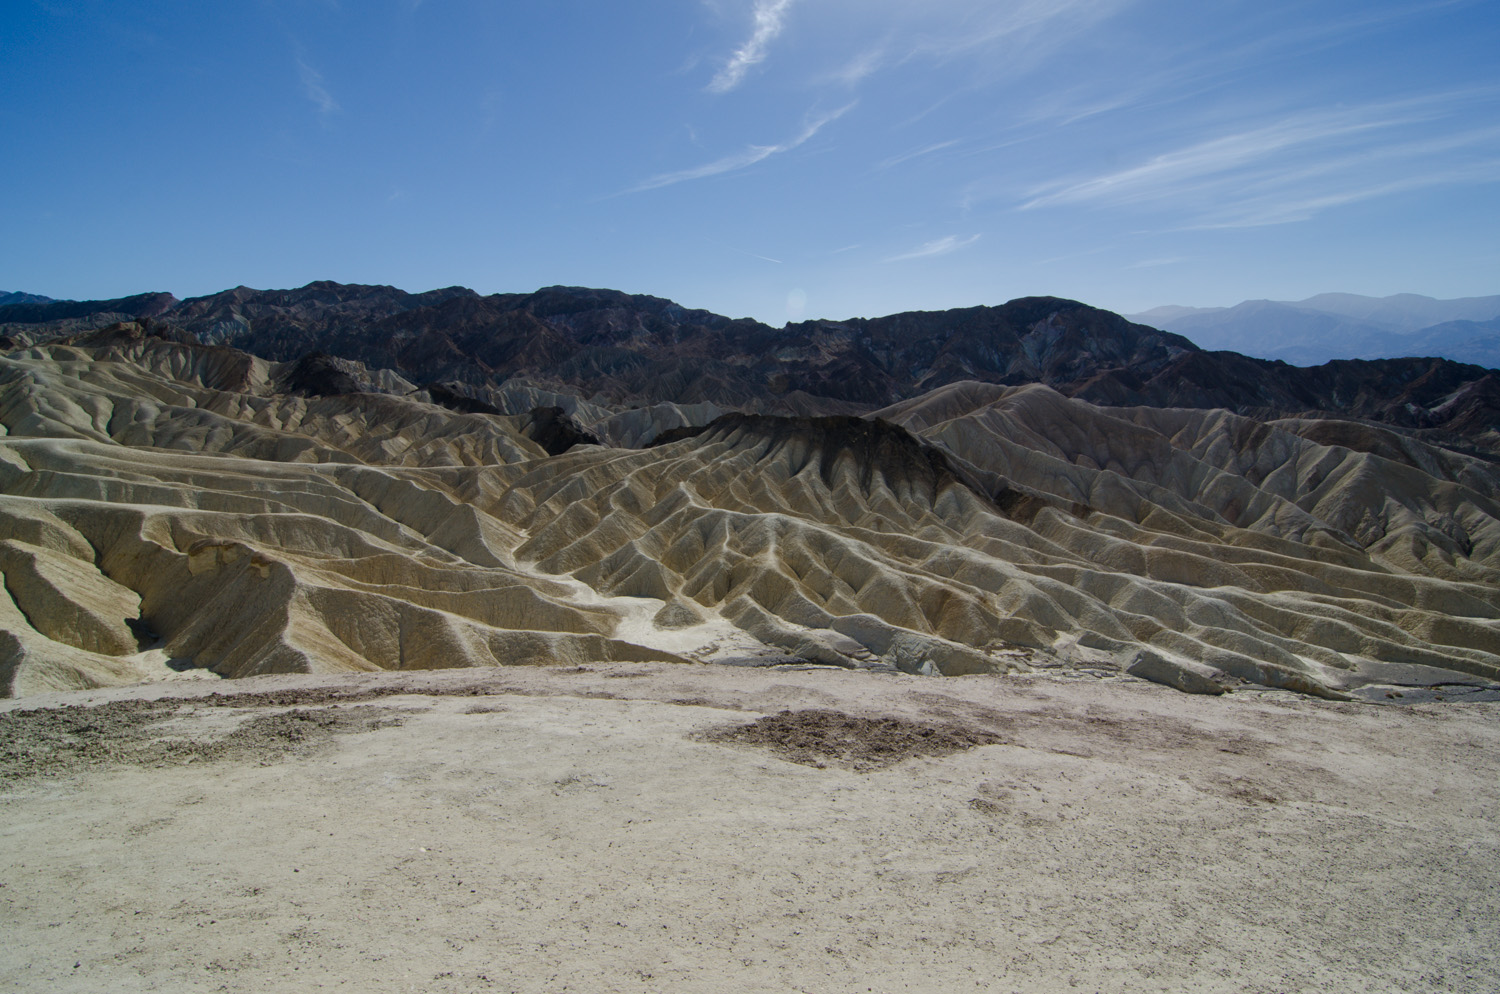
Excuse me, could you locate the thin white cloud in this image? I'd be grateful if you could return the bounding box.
[627,103,853,193]
[905,0,1135,67]
[876,139,964,171]
[1002,83,1500,230]
[826,46,885,87]
[1017,94,1500,226]
[1190,160,1500,229]
[1006,4,1484,134]
[297,59,339,118]
[708,0,796,94]
[1019,112,1398,211]
[1125,256,1184,270]
[885,234,981,262]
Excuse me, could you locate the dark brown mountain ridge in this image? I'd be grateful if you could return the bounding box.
[3,281,1496,455]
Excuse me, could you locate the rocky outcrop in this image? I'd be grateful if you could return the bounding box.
[277,352,369,397]
[519,406,602,456]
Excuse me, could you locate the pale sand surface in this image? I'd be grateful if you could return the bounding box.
[2,664,1497,993]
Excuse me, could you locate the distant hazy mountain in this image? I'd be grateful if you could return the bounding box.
[1129,293,1500,368]
[1293,293,1500,330]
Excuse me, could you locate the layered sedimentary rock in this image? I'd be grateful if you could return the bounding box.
[1,329,1496,698]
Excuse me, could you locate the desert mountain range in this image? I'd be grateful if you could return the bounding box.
[1130,292,1500,368]
[1,283,1498,700]
[5,283,1498,448]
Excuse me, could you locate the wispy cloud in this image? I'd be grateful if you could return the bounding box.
[1017,94,1500,226]
[1003,4,1479,134]
[626,103,853,193]
[708,0,796,94]
[826,46,885,88]
[876,139,964,171]
[1191,160,1500,228]
[1125,256,1184,270]
[778,1,1138,137]
[297,59,339,118]
[1020,111,1397,211]
[904,0,1136,68]
[885,234,981,262]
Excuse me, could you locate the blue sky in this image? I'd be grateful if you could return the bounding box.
[3,0,1497,323]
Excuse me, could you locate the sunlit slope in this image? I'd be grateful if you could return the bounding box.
[479,405,1500,694]
[0,341,690,694]
[1,341,1497,698]
[877,383,1500,678]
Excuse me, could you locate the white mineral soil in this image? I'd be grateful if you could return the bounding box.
[2,664,1496,994]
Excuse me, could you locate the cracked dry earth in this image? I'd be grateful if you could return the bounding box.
[1,663,1497,994]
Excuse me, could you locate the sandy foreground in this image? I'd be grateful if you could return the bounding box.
[1,664,1497,994]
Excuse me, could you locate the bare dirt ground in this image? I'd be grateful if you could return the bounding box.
[1,664,1497,993]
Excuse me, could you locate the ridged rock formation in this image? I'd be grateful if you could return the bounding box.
[2,330,1496,699]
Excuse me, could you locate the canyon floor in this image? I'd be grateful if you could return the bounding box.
[3,663,1496,994]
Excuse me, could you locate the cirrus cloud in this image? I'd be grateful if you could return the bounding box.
[626,103,854,193]
[885,234,981,262]
[708,0,797,94]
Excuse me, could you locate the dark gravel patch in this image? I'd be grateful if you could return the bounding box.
[694,708,1007,772]
[0,699,405,781]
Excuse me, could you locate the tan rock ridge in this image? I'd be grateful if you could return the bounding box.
[0,334,1497,700]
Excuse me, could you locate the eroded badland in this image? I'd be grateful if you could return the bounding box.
[1,285,1497,991]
